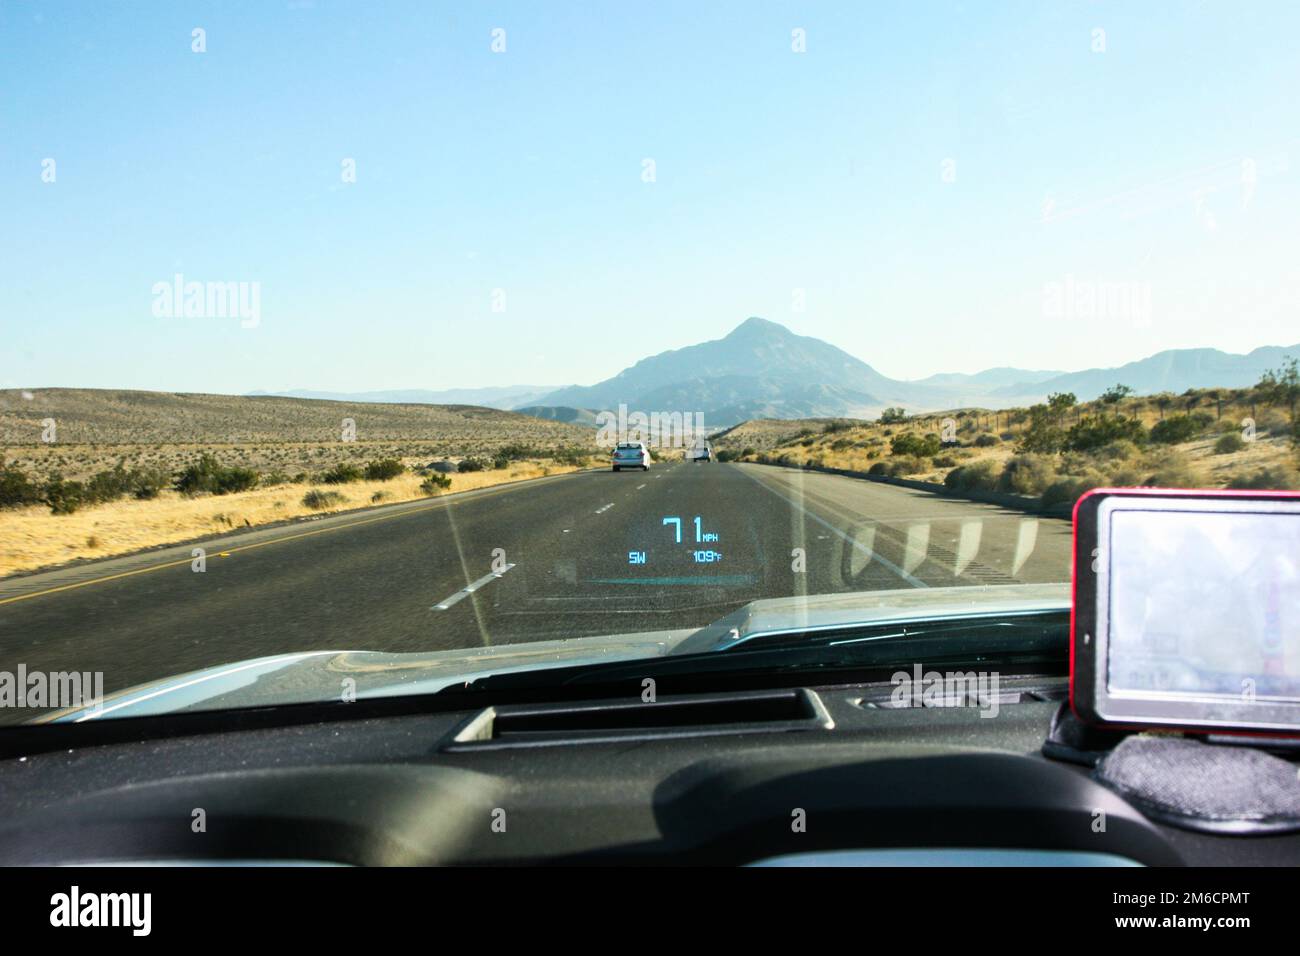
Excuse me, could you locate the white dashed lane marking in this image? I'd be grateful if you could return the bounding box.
[431,564,516,611]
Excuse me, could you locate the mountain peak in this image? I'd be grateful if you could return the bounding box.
[726,316,791,340]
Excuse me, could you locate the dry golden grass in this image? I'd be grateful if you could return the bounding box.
[0,461,590,578]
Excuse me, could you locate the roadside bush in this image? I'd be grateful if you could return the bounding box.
[493,455,510,470]
[1092,439,1142,463]
[716,449,741,462]
[129,466,171,499]
[891,432,942,458]
[870,456,927,478]
[302,489,346,510]
[1226,466,1300,491]
[320,463,364,484]
[1149,413,1212,445]
[84,465,133,504]
[943,459,1000,493]
[997,454,1058,496]
[175,454,260,495]
[551,446,591,467]
[972,433,1000,448]
[42,475,87,514]
[363,458,406,481]
[1213,433,1245,455]
[1065,415,1147,452]
[496,443,540,461]
[0,462,43,508]
[420,474,451,494]
[456,457,489,473]
[1041,471,1107,510]
[1254,408,1289,435]
[1141,450,1202,489]
[932,455,960,468]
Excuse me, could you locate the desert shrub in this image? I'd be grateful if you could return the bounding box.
[493,455,510,469]
[0,462,43,508]
[943,459,1001,493]
[175,454,260,495]
[997,454,1058,496]
[870,456,927,477]
[1253,407,1289,435]
[1226,466,1300,491]
[973,433,1000,447]
[1213,433,1245,455]
[1149,413,1212,445]
[1041,472,1107,510]
[551,446,591,467]
[932,455,960,468]
[42,475,86,514]
[1142,450,1202,489]
[84,465,132,503]
[890,432,942,457]
[321,463,364,484]
[363,458,405,481]
[823,420,853,434]
[420,474,451,494]
[1093,439,1142,462]
[1065,415,1147,452]
[370,491,390,503]
[496,443,540,461]
[302,488,346,510]
[716,449,741,462]
[741,447,756,458]
[129,466,171,499]
[457,457,489,473]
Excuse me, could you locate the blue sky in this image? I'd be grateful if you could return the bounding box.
[2,0,1298,393]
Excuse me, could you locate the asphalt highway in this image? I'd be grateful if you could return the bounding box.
[0,462,1072,722]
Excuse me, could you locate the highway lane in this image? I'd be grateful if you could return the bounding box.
[0,461,1072,722]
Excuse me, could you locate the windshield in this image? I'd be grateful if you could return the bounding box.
[2,1,1297,723]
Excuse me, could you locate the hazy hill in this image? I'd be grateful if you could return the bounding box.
[250,385,557,409]
[0,389,592,446]
[993,344,1300,401]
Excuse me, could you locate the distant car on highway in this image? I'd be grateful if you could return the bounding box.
[611,441,651,471]
[691,441,712,463]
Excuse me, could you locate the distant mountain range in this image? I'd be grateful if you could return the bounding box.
[526,317,1298,427]
[255,319,1299,429]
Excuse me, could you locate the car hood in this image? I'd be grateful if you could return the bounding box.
[39,583,1069,722]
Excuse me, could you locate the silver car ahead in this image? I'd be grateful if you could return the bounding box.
[612,441,651,471]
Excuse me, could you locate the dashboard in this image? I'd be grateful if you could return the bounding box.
[2,675,1297,866]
